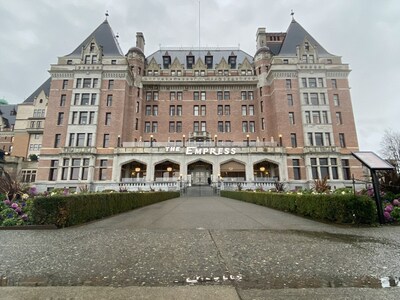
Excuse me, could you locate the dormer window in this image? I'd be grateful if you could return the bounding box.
[186,55,195,69]
[205,56,213,69]
[163,56,171,69]
[91,55,97,64]
[228,56,237,69]
[305,42,310,51]
[90,42,95,52]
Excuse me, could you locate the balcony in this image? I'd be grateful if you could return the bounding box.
[189,131,211,141]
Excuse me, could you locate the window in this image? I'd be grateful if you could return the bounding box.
[87,133,93,147]
[145,122,151,133]
[81,93,90,105]
[91,94,96,105]
[103,134,110,147]
[54,134,61,148]
[241,91,247,100]
[67,60,72,65]
[336,112,342,124]
[201,105,206,116]
[201,121,206,132]
[193,105,199,116]
[111,60,116,65]
[217,91,223,100]
[225,105,230,115]
[135,118,139,130]
[83,78,91,88]
[309,78,316,88]
[331,79,337,89]
[291,133,297,148]
[62,80,68,90]
[146,92,152,101]
[205,56,213,69]
[242,105,247,116]
[305,111,311,124]
[176,105,182,116]
[342,159,351,180]
[163,56,171,69]
[283,59,289,64]
[331,158,338,179]
[308,132,314,146]
[310,93,319,105]
[170,92,176,101]
[193,91,199,100]
[200,91,206,101]
[218,121,224,132]
[186,56,194,69]
[333,94,340,106]
[302,55,308,63]
[217,105,223,115]
[21,170,36,183]
[176,121,182,132]
[293,159,301,180]
[168,105,175,116]
[57,112,64,125]
[49,160,59,181]
[320,93,326,105]
[339,133,346,148]
[303,93,309,105]
[318,78,324,87]
[153,92,159,101]
[193,121,199,132]
[315,132,324,146]
[99,160,107,181]
[287,94,293,106]
[322,111,329,124]
[289,112,295,125]
[259,87,262,96]
[228,56,236,69]
[260,101,263,113]
[77,133,85,146]
[249,105,254,116]
[60,94,66,106]
[309,55,315,64]
[311,158,318,179]
[69,133,75,146]
[225,121,231,132]
[79,112,88,125]
[152,122,158,133]
[74,94,80,105]
[320,158,329,179]
[248,91,254,100]
[261,118,265,130]
[286,79,292,89]
[84,55,90,64]
[169,122,175,133]
[76,78,82,88]
[89,112,95,125]
[177,92,183,100]
[301,78,307,88]
[249,121,255,132]
[242,121,248,132]
[312,111,320,124]
[105,113,111,125]
[325,133,331,146]
[108,80,114,90]
[224,91,230,100]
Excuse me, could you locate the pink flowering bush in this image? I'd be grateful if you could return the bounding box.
[0,194,33,226]
[383,197,400,222]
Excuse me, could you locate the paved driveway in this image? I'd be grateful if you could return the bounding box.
[1,195,400,299]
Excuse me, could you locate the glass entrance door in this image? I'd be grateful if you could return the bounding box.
[191,170,210,185]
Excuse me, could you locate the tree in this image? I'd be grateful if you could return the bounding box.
[380,129,400,173]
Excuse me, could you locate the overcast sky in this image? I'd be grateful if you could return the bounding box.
[0,0,399,153]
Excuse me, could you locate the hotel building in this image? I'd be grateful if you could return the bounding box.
[22,16,361,192]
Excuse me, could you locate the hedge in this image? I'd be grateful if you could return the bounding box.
[32,191,180,228]
[221,191,377,224]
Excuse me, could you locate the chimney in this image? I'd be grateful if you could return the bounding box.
[136,32,145,52]
[256,27,267,50]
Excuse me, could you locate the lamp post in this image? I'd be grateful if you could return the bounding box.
[214,134,217,146]
[183,134,186,147]
[246,134,250,147]
[279,134,283,147]
[135,167,141,180]
[117,135,121,147]
[150,135,154,147]
[167,167,173,179]
[260,166,265,178]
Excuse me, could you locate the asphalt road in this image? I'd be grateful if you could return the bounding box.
[1,195,400,299]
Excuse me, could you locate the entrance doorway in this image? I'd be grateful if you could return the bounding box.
[187,161,212,186]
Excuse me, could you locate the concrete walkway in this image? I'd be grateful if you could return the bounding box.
[1,196,400,299]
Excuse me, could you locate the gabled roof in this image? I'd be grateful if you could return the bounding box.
[279,19,333,57]
[66,19,123,57]
[24,77,51,104]
[147,49,253,69]
[0,105,17,128]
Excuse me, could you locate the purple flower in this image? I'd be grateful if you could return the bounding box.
[385,205,393,213]
[29,186,38,196]
[21,214,28,221]
[384,211,391,220]
[393,199,400,206]
[3,199,11,206]
[15,207,22,214]
[11,203,18,209]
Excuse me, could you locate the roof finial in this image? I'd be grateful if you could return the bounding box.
[105,10,109,20]
[290,9,295,20]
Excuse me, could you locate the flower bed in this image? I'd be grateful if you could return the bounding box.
[0,194,32,226]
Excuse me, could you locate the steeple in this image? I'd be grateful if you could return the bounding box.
[279,18,332,57]
[66,19,123,57]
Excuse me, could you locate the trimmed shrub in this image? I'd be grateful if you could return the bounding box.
[32,192,179,228]
[221,191,376,225]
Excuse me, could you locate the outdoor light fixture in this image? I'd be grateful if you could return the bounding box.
[279,134,283,147]
[214,134,217,146]
[246,134,250,147]
[150,135,154,147]
[117,135,121,147]
[167,167,173,172]
[135,167,141,172]
[183,134,186,147]
[260,166,265,172]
